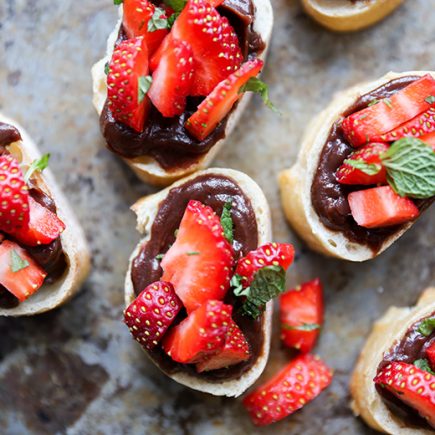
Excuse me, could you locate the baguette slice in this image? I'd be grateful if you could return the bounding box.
[350,287,435,434]
[279,71,434,262]
[302,0,404,32]
[0,114,91,317]
[91,0,273,186]
[125,168,272,396]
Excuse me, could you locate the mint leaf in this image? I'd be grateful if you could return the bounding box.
[231,274,249,297]
[220,201,234,244]
[282,323,320,331]
[163,0,187,13]
[10,250,29,272]
[138,76,152,103]
[186,251,200,256]
[417,317,435,336]
[167,13,179,27]
[368,99,380,107]
[104,62,110,75]
[155,253,164,261]
[345,158,382,176]
[425,96,435,104]
[414,358,435,375]
[24,153,50,182]
[239,77,279,113]
[114,0,123,4]
[148,7,169,32]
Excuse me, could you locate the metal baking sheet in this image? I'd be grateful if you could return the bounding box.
[0,0,434,433]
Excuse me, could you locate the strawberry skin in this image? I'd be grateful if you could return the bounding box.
[161,200,234,313]
[243,354,333,426]
[420,131,435,151]
[374,362,435,428]
[427,342,435,370]
[186,58,263,140]
[124,281,182,350]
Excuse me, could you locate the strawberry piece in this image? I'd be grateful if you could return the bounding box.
[243,354,333,426]
[0,240,47,302]
[427,342,435,370]
[336,142,389,185]
[148,39,194,117]
[171,0,243,96]
[122,0,169,55]
[280,278,323,354]
[107,37,150,132]
[208,0,225,5]
[186,58,263,140]
[196,319,250,372]
[374,362,435,428]
[162,300,231,363]
[0,154,29,233]
[124,281,182,350]
[348,185,420,229]
[342,75,435,147]
[235,242,295,288]
[420,131,435,151]
[161,200,234,313]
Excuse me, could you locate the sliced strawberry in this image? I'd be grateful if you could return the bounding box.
[161,200,234,313]
[162,300,231,363]
[420,131,435,151]
[427,342,435,370]
[186,59,263,140]
[0,240,47,302]
[208,0,225,5]
[336,142,389,185]
[171,0,243,96]
[107,37,150,132]
[124,281,182,350]
[348,185,420,229]
[148,39,194,117]
[374,362,435,428]
[280,278,323,354]
[342,75,435,147]
[196,318,250,372]
[243,354,333,426]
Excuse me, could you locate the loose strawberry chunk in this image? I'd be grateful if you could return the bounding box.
[348,186,420,229]
[162,300,231,363]
[148,39,194,117]
[243,354,333,426]
[280,278,323,354]
[0,240,47,302]
[107,37,150,132]
[124,281,182,350]
[196,319,250,372]
[186,59,263,140]
[420,131,435,151]
[427,342,435,371]
[342,75,435,147]
[374,362,435,428]
[336,143,389,185]
[161,200,234,313]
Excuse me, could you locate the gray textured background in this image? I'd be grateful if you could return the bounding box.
[0,0,434,434]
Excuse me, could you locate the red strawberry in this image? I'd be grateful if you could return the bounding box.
[336,142,389,185]
[243,354,333,426]
[0,154,29,233]
[196,319,250,372]
[374,362,435,428]
[0,240,47,302]
[107,37,150,132]
[124,281,182,350]
[148,39,194,117]
[170,0,243,96]
[235,242,295,288]
[280,278,323,354]
[342,75,435,147]
[420,131,435,151]
[162,300,231,363]
[348,185,420,229]
[161,200,234,313]
[186,59,263,140]
[427,342,435,370]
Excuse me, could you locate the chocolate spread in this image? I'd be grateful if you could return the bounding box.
[311,76,434,252]
[131,173,265,381]
[100,0,265,170]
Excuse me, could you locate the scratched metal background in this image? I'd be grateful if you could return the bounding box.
[0,0,434,434]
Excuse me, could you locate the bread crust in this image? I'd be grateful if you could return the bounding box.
[91,0,273,186]
[279,71,435,262]
[0,114,91,317]
[124,168,272,396]
[350,287,435,434]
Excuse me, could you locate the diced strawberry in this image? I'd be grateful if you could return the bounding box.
[186,58,263,140]
[336,143,389,185]
[107,37,150,132]
[374,362,435,428]
[0,240,47,302]
[420,131,435,151]
[208,0,225,5]
[427,342,435,371]
[243,354,333,426]
[342,75,435,147]
[161,200,234,313]
[280,278,323,354]
[162,300,231,363]
[171,0,243,96]
[348,186,420,229]
[148,39,194,117]
[196,319,250,372]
